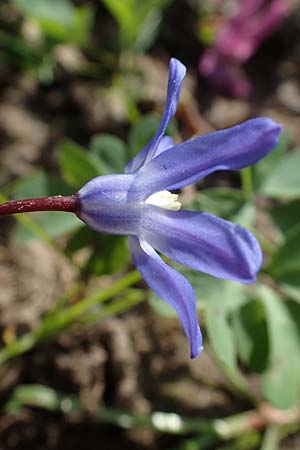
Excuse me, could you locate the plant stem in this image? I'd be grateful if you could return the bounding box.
[41,270,142,334]
[6,384,300,442]
[81,289,146,324]
[0,195,79,215]
[241,168,253,200]
[260,426,280,450]
[0,270,142,365]
[0,193,56,246]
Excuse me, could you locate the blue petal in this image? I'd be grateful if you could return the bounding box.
[155,135,174,156]
[131,118,282,196]
[141,207,263,283]
[125,58,186,174]
[77,174,142,235]
[128,236,203,358]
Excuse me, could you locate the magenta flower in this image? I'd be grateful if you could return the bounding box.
[77,59,282,358]
[199,0,288,97]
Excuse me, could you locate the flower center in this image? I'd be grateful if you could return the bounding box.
[144,190,181,211]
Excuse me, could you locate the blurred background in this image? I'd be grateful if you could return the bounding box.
[0,1,300,449]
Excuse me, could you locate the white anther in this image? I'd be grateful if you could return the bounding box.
[145,190,181,211]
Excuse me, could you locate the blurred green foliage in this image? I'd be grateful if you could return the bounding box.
[100,0,172,52]
[1,0,92,81]
[11,0,91,45]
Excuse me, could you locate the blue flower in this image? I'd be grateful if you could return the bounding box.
[76,58,281,358]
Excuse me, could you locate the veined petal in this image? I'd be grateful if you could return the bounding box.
[128,236,203,358]
[141,207,263,283]
[155,135,174,157]
[125,58,186,174]
[77,174,142,235]
[131,118,282,198]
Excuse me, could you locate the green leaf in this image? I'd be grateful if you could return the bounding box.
[11,0,91,45]
[128,114,160,157]
[12,0,75,26]
[0,30,37,70]
[189,271,248,369]
[205,304,237,369]
[233,298,269,372]
[270,199,300,235]
[12,171,73,199]
[90,134,126,174]
[259,285,300,409]
[260,149,300,199]
[268,223,300,302]
[276,275,300,303]
[150,269,247,369]
[101,0,171,51]
[253,132,288,190]
[268,224,300,302]
[286,300,300,343]
[65,226,94,255]
[269,222,300,276]
[149,293,176,317]
[65,227,130,276]
[188,188,249,222]
[134,7,162,52]
[82,235,129,276]
[268,222,300,277]
[14,212,82,241]
[186,271,248,313]
[150,269,247,315]
[58,139,102,189]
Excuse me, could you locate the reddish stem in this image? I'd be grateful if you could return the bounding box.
[0,195,79,216]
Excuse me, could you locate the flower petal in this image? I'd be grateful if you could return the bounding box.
[131,118,282,197]
[77,174,142,235]
[155,135,174,156]
[128,236,203,358]
[141,207,263,283]
[125,58,186,174]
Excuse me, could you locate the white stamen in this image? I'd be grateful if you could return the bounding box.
[145,190,181,211]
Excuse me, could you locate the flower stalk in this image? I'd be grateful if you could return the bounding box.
[241,167,253,200]
[0,270,142,365]
[5,383,300,443]
[0,195,79,216]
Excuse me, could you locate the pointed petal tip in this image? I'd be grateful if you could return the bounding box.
[190,329,203,359]
[230,224,263,285]
[253,117,282,142]
[241,247,262,284]
[170,57,187,79]
[125,57,186,174]
[238,267,259,285]
[262,117,282,133]
[133,116,283,196]
[242,275,257,285]
[190,344,204,359]
[129,236,202,360]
